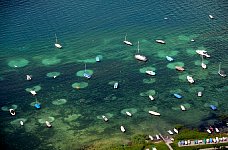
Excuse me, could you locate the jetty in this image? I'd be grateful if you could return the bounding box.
[159,133,173,150]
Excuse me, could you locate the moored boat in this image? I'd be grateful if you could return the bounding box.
[96,56,100,62]
[102,115,108,122]
[54,34,62,49]
[198,91,202,97]
[187,76,194,83]
[30,90,37,96]
[209,15,214,19]
[180,105,186,111]
[210,105,217,110]
[134,41,147,62]
[146,70,156,76]
[126,111,132,117]
[174,93,182,99]
[207,129,211,134]
[156,134,160,140]
[218,62,226,77]
[166,56,174,61]
[175,66,185,71]
[123,33,133,46]
[20,120,24,126]
[114,82,118,89]
[9,109,16,116]
[149,135,153,140]
[174,128,178,134]
[156,40,165,44]
[120,125,126,132]
[148,110,160,116]
[167,130,173,135]
[149,95,154,101]
[46,121,52,128]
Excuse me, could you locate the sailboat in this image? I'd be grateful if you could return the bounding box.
[201,56,207,69]
[218,62,226,77]
[123,33,133,46]
[84,64,91,79]
[187,75,194,83]
[54,34,62,49]
[134,41,147,61]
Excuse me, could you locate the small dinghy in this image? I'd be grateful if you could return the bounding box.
[114,82,118,89]
[215,128,219,133]
[209,15,214,19]
[9,109,16,116]
[174,93,182,99]
[207,129,211,134]
[120,125,126,132]
[26,75,32,80]
[167,130,173,135]
[166,56,174,62]
[156,134,160,140]
[20,120,24,126]
[96,56,100,62]
[148,111,160,116]
[180,105,186,111]
[46,121,52,128]
[149,95,154,101]
[187,76,194,83]
[102,115,108,122]
[126,111,132,117]
[34,103,41,109]
[210,105,217,110]
[198,91,202,97]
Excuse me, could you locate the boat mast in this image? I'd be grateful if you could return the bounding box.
[85,63,87,72]
[218,62,221,73]
[55,34,58,44]
[137,41,140,53]
[125,33,127,41]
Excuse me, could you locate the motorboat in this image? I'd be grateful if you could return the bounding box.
[30,90,37,96]
[102,115,108,122]
[126,111,132,117]
[20,120,24,126]
[167,130,173,135]
[149,95,154,101]
[134,41,147,62]
[210,105,217,110]
[114,82,118,89]
[196,50,210,58]
[175,66,185,71]
[215,128,219,133]
[9,109,16,116]
[156,134,160,140]
[187,76,194,83]
[173,128,178,134]
[198,91,202,97]
[149,135,153,140]
[54,34,62,49]
[180,105,186,111]
[191,39,195,42]
[46,121,52,128]
[174,93,182,99]
[120,125,126,132]
[148,110,160,116]
[123,33,133,46]
[26,75,32,80]
[209,15,214,19]
[34,103,41,109]
[166,56,174,61]
[218,62,226,77]
[206,129,211,134]
[156,40,165,44]
[146,70,156,76]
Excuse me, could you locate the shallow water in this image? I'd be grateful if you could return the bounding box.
[0,0,227,149]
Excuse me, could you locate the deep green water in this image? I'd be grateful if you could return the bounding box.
[0,0,227,149]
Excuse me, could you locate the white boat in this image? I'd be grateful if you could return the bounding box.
[201,55,207,69]
[149,135,153,140]
[191,39,195,42]
[209,15,214,19]
[126,111,132,117]
[215,128,219,133]
[46,121,52,128]
[173,128,178,134]
[218,62,226,77]
[9,109,16,116]
[30,90,37,96]
[156,134,160,140]
[114,82,118,89]
[26,75,32,81]
[96,56,100,62]
[180,105,186,111]
[187,76,194,83]
[123,33,133,46]
[198,91,202,97]
[120,125,126,132]
[196,50,210,57]
[146,70,156,76]
[167,130,173,135]
[20,120,24,126]
[156,40,165,44]
[134,41,147,62]
[166,56,174,61]
[102,115,108,122]
[84,64,92,79]
[206,129,211,134]
[149,95,154,101]
[54,34,62,49]
[148,110,160,116]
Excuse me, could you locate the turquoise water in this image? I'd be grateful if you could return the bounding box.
[0,0,227,149]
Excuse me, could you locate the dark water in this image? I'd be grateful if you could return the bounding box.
[0,0,227,149]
